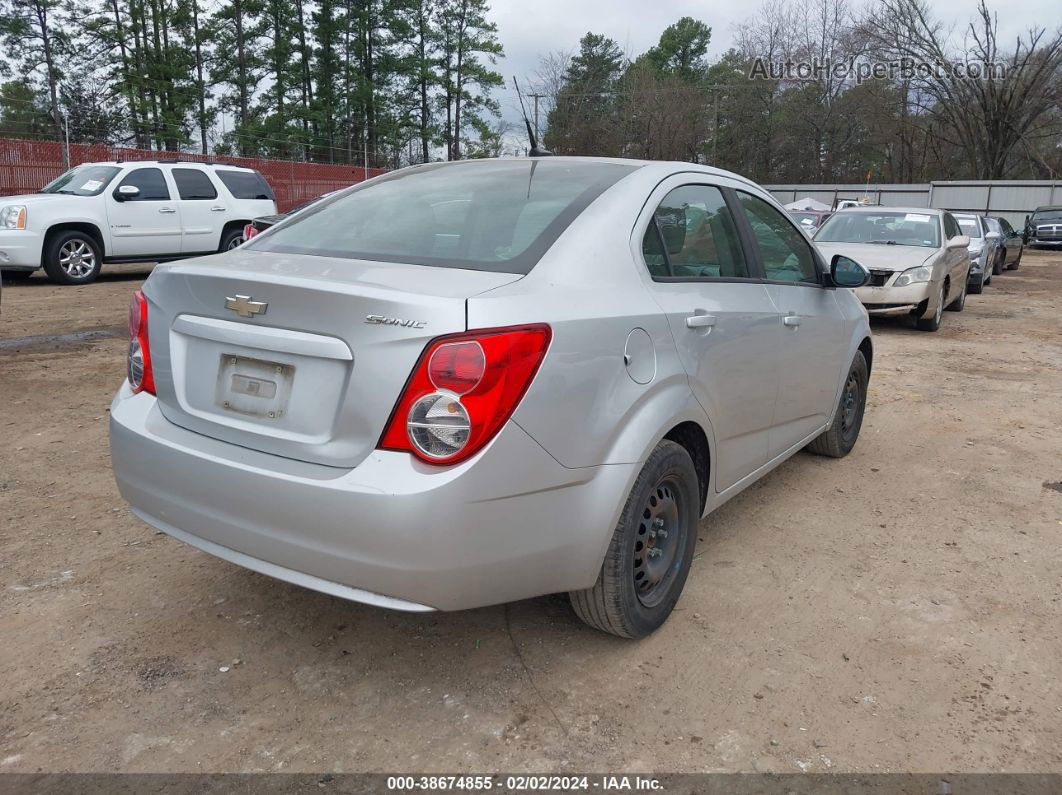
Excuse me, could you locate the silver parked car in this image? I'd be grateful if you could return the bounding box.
[110,158,874,638]
[951,212,1002,294]
[814,207,971,331]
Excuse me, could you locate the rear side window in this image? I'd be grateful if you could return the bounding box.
[641,185,749,279]
[116,167,170,200]
[249,160,637,274]
[216,170,275,200]
[173,168,218,200]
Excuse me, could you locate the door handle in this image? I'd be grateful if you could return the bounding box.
[685,313,717,329]
[158,207,176,214]
[210,206,226,212]
[783,315,802,327]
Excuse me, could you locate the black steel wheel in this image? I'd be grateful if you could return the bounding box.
[570,440,699,638]
[806,350,869,458]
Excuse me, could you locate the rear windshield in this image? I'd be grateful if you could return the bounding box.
[41,165,121,196]
[815,211,941,248]
[953,215,982,238]
[247,160,638,274]
[216,170,275,200]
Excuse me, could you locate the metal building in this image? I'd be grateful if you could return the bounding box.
[765,181,1062,229]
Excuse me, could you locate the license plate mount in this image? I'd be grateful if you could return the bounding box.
[215,354,295,419]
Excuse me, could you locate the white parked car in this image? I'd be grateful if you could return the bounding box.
[0,160,277,284]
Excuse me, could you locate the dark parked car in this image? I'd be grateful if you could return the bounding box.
[243,191,337,241]
[1023,206,1062,249]
[988,216,1023,270]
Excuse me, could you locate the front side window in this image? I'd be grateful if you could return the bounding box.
[641,185,749,279]
[173,168,218,200]
[943,213,961,240]
[998,218,1014,235]
[41,165,120,197]
[250,160,637,274]
[817,211,942,249]
[736,192,818,284]
[116,168,170,201]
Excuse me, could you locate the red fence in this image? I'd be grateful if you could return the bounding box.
[0,138,388,212]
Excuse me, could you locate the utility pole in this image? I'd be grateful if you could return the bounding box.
[63,112,71,169]
[711,89,719,164]
[528,93,546,141]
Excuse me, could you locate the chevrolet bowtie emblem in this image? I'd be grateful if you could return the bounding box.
[225,294,268,318]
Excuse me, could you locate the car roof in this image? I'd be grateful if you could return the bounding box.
[77,160,258,172]
[836,206,943,215]
[427,156,769,196]
[1033,205,1062,211]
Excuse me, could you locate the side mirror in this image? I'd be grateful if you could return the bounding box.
[115,184,140,201]
[947,235,970,249]
[830,254,870,288]
[985,231,1001,240]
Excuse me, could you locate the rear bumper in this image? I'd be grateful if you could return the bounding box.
[0,230,44,269]
[110,386,635,611]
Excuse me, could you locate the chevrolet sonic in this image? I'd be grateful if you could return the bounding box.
[110,158,874,638]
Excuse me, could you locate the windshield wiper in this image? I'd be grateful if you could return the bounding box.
[867,240,897,245]
[52,189,79,195]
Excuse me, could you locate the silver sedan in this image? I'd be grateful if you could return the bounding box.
[110,158,873,638]
[815,207,971,331]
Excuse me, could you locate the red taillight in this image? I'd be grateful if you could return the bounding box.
[379,325,551,465]
[244,223,258,240]
[127,290,155,395]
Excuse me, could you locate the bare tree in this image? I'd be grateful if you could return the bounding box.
[862,0,1062,179]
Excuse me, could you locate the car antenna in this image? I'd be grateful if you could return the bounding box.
[513,76,551,157]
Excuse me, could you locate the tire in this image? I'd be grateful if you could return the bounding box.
[992,251,1004,275]
[968,277,983,295]
[945,276,966,311]
[916,282,946,331]
[219,227,245,252]
[42,230,103,285]
[1,268,35,281]
[1008,247,1022,270]
[806,350,869,459]
[569,440,699,639]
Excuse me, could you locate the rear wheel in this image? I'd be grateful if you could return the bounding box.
[219,227,245,251]
[42,231,102,285]
[806,351,868,458]
[569,440,699,639]
[992,251,1004,275]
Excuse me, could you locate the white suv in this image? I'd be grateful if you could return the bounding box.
[0,160,277,285]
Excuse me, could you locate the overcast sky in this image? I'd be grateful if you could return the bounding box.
[487,0,1058,143]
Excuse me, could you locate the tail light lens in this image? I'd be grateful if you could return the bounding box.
[379,325,551,465]
[243,223,258,241]
[127,290,155,395]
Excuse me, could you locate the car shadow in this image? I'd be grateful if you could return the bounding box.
[3,265,155,287]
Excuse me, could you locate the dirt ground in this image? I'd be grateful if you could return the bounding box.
[2,253,1061,775]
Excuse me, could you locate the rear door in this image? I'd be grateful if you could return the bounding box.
[107,166,183,257]
[733,190,846,458]
[172,167,225,253]
[638,178,780,492]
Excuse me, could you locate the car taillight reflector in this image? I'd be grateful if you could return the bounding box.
[378,325,551,465]
[244,223,259,240]
[127,290,155,395]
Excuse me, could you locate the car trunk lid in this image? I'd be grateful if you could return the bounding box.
[144,250,521,468]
